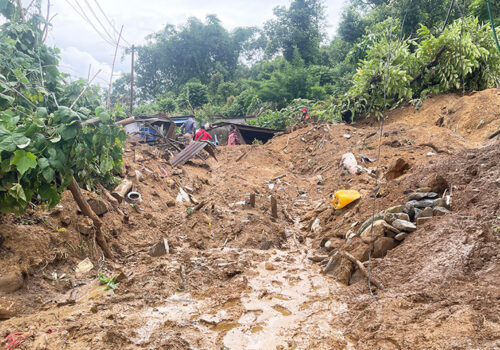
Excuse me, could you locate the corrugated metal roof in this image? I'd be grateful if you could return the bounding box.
[210,122,281,133]
[170,141,216,167]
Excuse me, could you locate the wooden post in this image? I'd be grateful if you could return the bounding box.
[249,193,256,208]
[129,44,135,118]
[271,196,278,219]
[68,178,113,259]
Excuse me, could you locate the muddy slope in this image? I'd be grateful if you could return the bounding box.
[0,89,499,349]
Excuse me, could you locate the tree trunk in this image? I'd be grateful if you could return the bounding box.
[68,178,114,259]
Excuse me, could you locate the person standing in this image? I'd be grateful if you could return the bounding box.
[180,116,196,143]
[300,108,309,121]
[227,125,240,146]
[195,124,213,141]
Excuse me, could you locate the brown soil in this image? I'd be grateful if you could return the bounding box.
[0,89,499,349]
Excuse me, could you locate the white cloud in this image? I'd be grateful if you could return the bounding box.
[45,0,347,82]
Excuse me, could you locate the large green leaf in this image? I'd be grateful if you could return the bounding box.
[8,183,26,202]
[11,150,37,176]
[42,167,55,182]
[39,183,59,206]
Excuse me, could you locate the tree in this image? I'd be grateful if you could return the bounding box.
[135,16,260,100]
[264,0,326,64]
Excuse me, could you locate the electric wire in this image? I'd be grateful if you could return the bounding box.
[64,0,117,47]
[82,0,117,43]
[92,0,131,46]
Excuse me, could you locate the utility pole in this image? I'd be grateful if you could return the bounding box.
[130,44,135,118]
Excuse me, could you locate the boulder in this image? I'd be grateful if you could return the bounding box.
[385,158,411,180]
[408,192,428,201]
[416,207,433,219]
[416,217,432,226]
[392,219,417,232]
[76,217,94,236]
[357,213,385,235]
[341,153,360,175]
[395,233,409,241]
[433,206,451,216]
[415,187,431,193]
[409,192,438,200]
[0,272,23,294]
[87,198,108,216]
[413,199,435,208]
[360,220,399,244]
[345,237,370,262]
[433,198,450,209]
[385,205,405,214]
[405,201,416,221]
[384,213,410,225]
[372,237,398,258]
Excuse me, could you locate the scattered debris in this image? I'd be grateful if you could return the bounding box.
[75,258,94,274]
[341,152,361,175]
[332,190,361,210]
[149,238,170,257]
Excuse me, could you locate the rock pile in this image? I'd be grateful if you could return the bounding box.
[355,189,451,255]
[314,188,453,285]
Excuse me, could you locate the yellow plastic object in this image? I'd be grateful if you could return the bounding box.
[332,190,361,209]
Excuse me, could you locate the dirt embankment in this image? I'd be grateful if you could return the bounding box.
[0,89,499,349]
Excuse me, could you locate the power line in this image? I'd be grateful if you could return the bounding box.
[64,0,117,47]
[92,0,131,46]
[82,0,117,43]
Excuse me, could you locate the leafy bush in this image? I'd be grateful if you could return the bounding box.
[333,16,500,121]
[0,106,125,214]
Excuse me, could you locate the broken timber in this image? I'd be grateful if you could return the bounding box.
[170,141,217,167]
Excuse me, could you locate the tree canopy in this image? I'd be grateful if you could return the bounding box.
[114,0,500,128]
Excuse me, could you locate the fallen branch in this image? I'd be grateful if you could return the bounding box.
[187,201,207,216]
[282,207,294,223]
[488,129,500,139]
[236,150,249,162]
[269,174,286,182]
[411,46,447,85]
[98,184,119,207]
[419,142,451,154]
[341,250,384,290]
[68,178,113,259]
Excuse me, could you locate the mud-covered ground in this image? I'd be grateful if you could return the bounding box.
[0,89,499,349]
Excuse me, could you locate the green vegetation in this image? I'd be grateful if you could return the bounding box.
[1,0,500,215]
[0,1,125,214]
[115,0,500,128]
[98,273,118,291]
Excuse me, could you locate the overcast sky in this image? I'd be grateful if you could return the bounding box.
[43,0,347,86]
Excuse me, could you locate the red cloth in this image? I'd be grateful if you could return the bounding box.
[195,129,213,141]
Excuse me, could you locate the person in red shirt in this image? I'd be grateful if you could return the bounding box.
[300,108,309,121]
[195,124,213,141]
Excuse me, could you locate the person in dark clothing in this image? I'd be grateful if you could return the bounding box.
[180,116,196,142]
[194,124,213,141]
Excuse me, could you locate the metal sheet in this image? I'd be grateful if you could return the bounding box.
[170,141,209,167]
